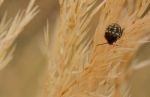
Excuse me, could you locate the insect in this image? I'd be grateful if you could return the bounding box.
[96,23,124,46]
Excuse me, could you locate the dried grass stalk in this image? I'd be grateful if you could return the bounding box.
[42,0,150,97]
[0,0,39,70]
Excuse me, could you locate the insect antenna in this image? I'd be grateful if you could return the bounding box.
[96,43,108,46]
[96,43,121,47]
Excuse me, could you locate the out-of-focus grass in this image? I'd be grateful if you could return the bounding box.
[129,43,150,97]
[0,0,59,97]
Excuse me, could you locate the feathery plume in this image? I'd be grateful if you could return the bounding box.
[43,0,150,97]
[0,0,39,70]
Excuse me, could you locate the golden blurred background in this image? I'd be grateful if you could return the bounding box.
[0,0,149,97]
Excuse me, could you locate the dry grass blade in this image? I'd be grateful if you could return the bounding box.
[0,0,39,71]
[0,0,3,6]
[131,60,150,71]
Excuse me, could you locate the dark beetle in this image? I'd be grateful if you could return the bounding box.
[105,23,124,45]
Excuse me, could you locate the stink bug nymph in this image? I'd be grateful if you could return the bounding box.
[96,23,124,46]
[105,23,123,44]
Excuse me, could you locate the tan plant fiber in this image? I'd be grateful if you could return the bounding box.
[0,0,39,70]
[42,0,150,97]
